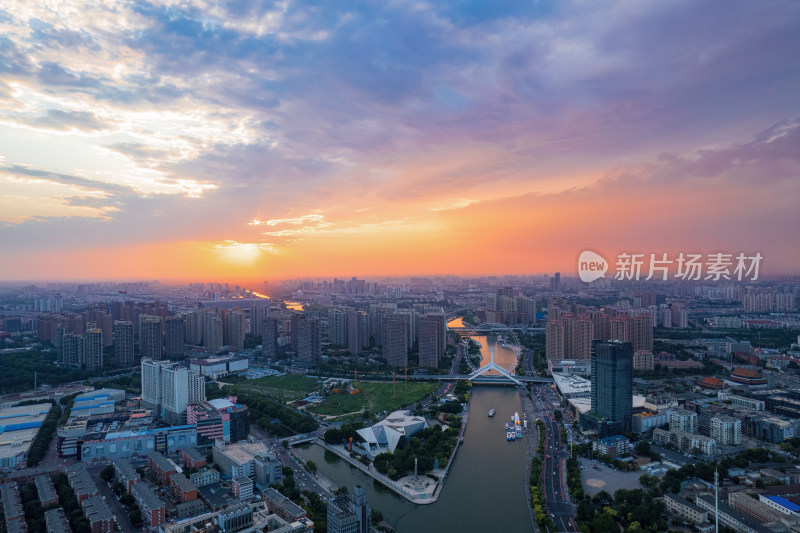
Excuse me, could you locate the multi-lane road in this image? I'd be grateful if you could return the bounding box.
[529,384,578,533]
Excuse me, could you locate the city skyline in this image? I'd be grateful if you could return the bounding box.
[1,1,799,281]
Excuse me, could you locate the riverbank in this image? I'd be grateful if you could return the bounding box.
[519,387,542,533]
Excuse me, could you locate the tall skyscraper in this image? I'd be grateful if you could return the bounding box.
[164,316,185,358]
[418,315,445,368]
[250,303,269,336]
[587,340,633,436]
[203,312,223,353]
[261,318,279,360]
[61,333,85,367]
[382,315,408,367]
[225,310,245,352]
[114,320,134,368]
[140,315,163,361]
[183,310,203,346]
[328,308,348,347]
[297,318,320,366]
[85,328,103,370]
[290,314,303,354]
[347,311,367,356]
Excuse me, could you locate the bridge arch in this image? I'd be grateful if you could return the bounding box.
[456,323,522,385]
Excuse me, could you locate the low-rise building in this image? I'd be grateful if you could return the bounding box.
[217,503,253,533]
[66,465,99,503]
[729,491,786,524]
[170,474,199,503]
[264,488,308,523]
[593,435,632,459]
[632,411,669,434]
[190,467,220,487]
[147,452,178,484]
[1,483,26,531]
[663,493,708,525]
[697,494,774,533]
[759,494,800,516]
[81,495,114,533]
[44,508,71,533]
[232,476,254,501]
[112,459,140,493]
[131,482,165,527]
[175,499,207,519]
[34,475,58,507]
[653,428,716,456]
[355,410,428,458]
[180,447,207,469]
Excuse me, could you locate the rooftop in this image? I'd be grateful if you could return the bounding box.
[132,482,164,509]
[764,495,800,513]
[34,475,57,502]
[148,451,178,472]
[171,474,197,492]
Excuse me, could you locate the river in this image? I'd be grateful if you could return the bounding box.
[296,387,533,533]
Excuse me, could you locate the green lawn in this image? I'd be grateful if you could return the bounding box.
[232,374,320,401]
[308,381,437,417]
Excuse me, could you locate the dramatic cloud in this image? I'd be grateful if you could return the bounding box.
[0,0,798,279]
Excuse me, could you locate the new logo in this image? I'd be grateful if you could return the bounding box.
[578,250,608,282]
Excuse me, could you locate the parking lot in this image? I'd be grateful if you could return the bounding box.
[578,458,646,497]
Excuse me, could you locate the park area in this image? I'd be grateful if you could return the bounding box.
[229,374,320,402]
[307,381,438,419]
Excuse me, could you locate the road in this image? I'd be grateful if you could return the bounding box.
[530,384,578,533]
[248,425,335,498]
[86,464,139,533]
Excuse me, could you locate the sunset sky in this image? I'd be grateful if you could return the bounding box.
[1,1,799,281]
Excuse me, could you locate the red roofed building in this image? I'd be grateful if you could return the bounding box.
[698,377,724,390]
[730,367,766,386]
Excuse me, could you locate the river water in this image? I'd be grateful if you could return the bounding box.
[297,387,532,532]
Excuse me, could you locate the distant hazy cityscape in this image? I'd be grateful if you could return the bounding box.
[0,274,799,533]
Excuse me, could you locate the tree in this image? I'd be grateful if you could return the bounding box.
[371,510,384,525]
[112,482,125,495]
[305,460,317,474]
[119,493,135,507]
[100,465,115,483]
[128,509,142,526]
[554,410,563,422]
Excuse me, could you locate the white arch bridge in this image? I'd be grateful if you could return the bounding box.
[454,322,524,386]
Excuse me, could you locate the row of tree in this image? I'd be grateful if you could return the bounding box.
[52,471,92,533]
[27,401,62,466]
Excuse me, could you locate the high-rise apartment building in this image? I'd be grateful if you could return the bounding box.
[633,350,654,371]
[85,328,103,370]
[261,318,279,360]
[296,318,320,366]
[183,311,203,346]
[140,315,163,361]
[114,320,134,368]
[141,359,206,424]
[587,340,633,436]
[328,308,348,347]
[225,310,245,352]
[203,313,223,353]
[418,315,445,369]
[61,333,85,367]
[381,315,408,367]
[164,316,185,358]
[347,311,367,356]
